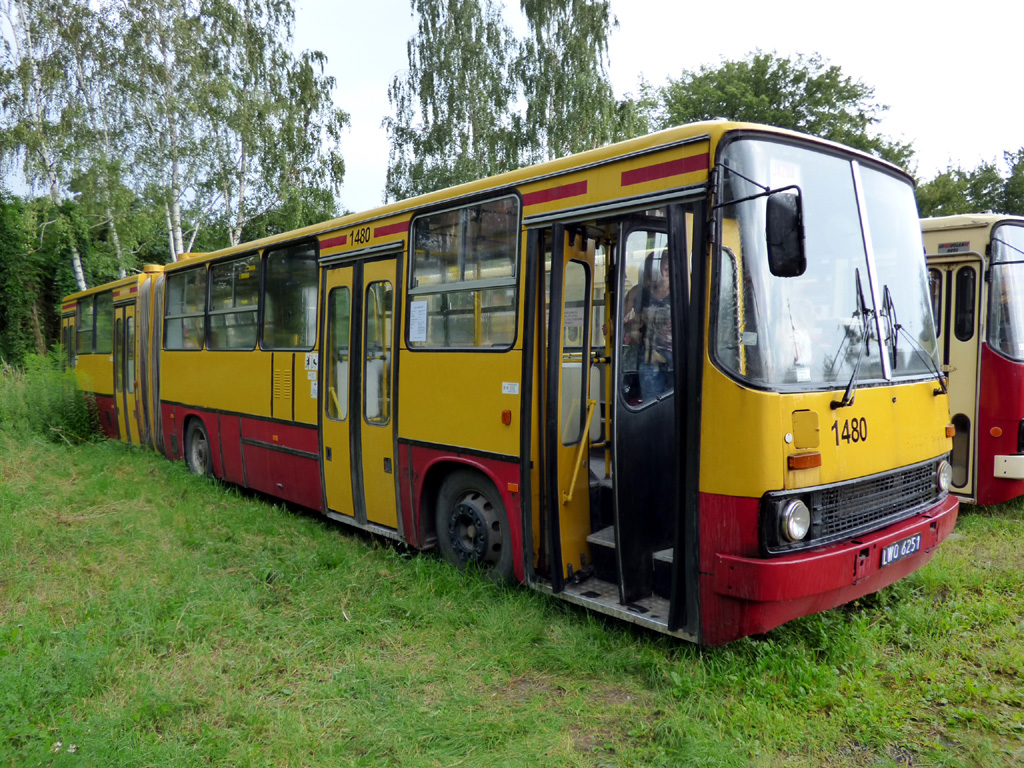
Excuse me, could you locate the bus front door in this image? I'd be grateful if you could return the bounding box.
[543,225,596,588]
[321,258,400,531]
[612,219,679,604]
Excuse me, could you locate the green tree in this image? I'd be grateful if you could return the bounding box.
[916,150,1024,217]
[659,51,913,169]
[0,0,91,289]
[1003,149,1024,216]
[384,0,642,201]
[384,0,522,201]
[518,0,642,162]
[195,0,347,247]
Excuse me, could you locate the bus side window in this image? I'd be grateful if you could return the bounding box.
[954,266,976,342]
[326,287,350,421]
[95,291,114,355]
[928,268,942,336]
[77,299,94,355]
[364,281,393,425]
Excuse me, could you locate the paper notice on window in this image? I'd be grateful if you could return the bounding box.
[563,305,585,330]
[410,300,428,343]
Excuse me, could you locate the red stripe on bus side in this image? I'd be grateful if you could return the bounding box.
[321,234,348,249]
[62,303,76,312]
[374,221,409,238]
[621,153,709,187]
[522,180,588,207]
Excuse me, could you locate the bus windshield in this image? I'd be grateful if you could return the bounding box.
[713,137,939,391]
[988,222,1024,361]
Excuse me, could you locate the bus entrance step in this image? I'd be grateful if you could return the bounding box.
[653,548,674,599]
[586,526,616,549]
[586,526,617,582]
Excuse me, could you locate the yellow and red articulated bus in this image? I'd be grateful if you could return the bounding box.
[62,121,958,645]
[923,214,1024,505]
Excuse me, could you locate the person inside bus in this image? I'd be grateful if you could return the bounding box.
[623,249,673,400]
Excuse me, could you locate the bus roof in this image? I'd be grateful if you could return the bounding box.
[921,213,1024,232]
[152,120,909,273]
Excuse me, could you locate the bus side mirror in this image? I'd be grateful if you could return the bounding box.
[766,191,806,277]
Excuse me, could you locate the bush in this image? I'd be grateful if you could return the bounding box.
[0,349,99,443]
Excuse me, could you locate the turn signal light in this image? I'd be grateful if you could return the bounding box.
[946,424,957,438]
[501,409,512,426]
[990,426,1002,438]
[788,452,822,470]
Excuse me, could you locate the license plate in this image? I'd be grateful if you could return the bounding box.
[880,533,922,567]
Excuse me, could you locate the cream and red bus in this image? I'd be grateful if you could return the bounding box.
[923,214,1024,505]
[62,121,958,645]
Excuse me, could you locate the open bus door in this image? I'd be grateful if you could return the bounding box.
[540,206,698,636]
[609,218,680,604]
[541,225,598,589]
[930,258,982,497]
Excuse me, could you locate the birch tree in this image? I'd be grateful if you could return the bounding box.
[518,0,630,162]
[384,0,522,201]
[117,0,209,260]
[0,0,89,289]
[199,0,348,247]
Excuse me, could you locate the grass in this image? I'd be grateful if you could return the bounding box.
[0,429,1022,767]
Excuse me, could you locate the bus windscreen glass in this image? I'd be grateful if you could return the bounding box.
[713,138,939,390]
[987,222,1024,361]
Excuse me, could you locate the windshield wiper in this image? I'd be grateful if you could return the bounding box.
[881,284,947,396]
[881,285,898,369]
[831,269,871,409]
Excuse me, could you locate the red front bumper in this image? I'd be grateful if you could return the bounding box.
[699,492,959,645]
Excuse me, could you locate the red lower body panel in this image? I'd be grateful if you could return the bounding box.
[397,441,525,583]
[93,394,118,439]
[161,403,323,513]
[698,492,959,646]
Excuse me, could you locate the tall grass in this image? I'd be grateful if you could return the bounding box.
[1,432,1022,767]
[0,349,98,443]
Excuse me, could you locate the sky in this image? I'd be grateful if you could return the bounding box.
[296,0,1021,214]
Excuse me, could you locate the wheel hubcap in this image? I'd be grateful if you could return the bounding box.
[190,434,208,473]
[446,491,501,566]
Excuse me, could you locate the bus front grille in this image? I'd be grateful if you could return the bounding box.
[761,457,946,555]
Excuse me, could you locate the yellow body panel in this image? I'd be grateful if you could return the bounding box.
[700,359,953,496]
[73,352,112,397]
[161,351,272,418]
[397,350,523,456]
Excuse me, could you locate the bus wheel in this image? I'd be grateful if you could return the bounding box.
[185,419,212,476]
[436,469,514,582]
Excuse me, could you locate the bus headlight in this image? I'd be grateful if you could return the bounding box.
[937,460,952,492]
[780,499,811,542]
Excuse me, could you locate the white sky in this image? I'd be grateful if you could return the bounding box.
[294,0,1024,215]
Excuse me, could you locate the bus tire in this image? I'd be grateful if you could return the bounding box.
[436,469,514,582]
[185,419,212,476]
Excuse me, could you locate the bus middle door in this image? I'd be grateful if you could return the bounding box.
[320,257,400,532]
[321,265,357,519]
[113,303,140,445]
